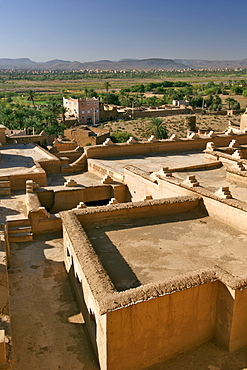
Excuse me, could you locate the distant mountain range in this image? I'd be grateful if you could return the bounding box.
[174,59,247,68]
[0,57,247,71]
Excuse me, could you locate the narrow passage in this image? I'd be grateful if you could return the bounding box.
[8,232,98,370]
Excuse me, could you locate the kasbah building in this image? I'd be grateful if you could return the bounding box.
[63,97,100,125]
[1,111,247,369]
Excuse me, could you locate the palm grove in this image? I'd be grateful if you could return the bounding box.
[0,75,245,139]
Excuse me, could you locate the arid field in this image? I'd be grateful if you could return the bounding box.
[102,113,241,140]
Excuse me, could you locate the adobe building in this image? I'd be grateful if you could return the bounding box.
[240,108,247,131]
[57,133,247,369]
[63,125,110,147]
[0,125,6,145]
[63,97,100,125]
[99,104,123,122]
[1,113,247,368]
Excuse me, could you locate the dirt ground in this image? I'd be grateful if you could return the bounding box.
[6,231,247,370]
[103,113,241,140]
[8,233,98,370]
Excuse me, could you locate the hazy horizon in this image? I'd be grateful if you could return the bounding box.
[1,57,247,63]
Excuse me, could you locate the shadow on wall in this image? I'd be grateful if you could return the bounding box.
[68,256,100,363]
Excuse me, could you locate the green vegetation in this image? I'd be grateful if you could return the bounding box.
[1,69,247,82]
[0,91,65,134]
[145,118,168,139]
[225,97,240,110]
[110,130,132,143]
[0,69,246,137]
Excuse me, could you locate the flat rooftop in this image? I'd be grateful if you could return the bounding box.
[0,144,52,175]
[174,166,247,203]
[89,150,207,174]
[85,207,247,291]
[89,150,247,204]
[47,171,102,189]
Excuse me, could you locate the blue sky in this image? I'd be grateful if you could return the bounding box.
[0,0,246,62]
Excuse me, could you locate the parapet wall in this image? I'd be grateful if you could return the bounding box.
[8,165,47,190]
[6,133,55,146]
[60,197,247,370]
[124,164,247,235]
[75,196,200,227]
[26,191,61,234]
[34,146,61,174]
[88,159,124,183]
[37,184,126,213]
[83,133,247,160]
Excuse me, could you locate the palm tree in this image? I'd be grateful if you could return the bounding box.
[225,97,234,109]
[146,118,168,139]
[27,90,36,109]
[60,106,67,124]
[84,88,89,98]
[103,81,111,104]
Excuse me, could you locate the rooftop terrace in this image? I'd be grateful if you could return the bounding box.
[88,150,207,174]
[84,206,247,291]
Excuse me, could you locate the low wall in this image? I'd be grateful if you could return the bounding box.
[6,133,55,146]
[226,168,247,185]
[26,192,61,234]
[124,166,193,202]
[53,141,78,152]
[51,186,112,213]
[205,149,247,164]
[62,217,109,367]
[84,133,247,160]
[31,215,62,234]
[88,159,124,183]
[75,196,200,227]
[54,151,82,163]
[9,167,47,190]
[60,200,247,370]
[203,196,247,235]
[126,107,199,119]
[35,146,61,174]
[123,165,247,235]
[107,282,218,370]
[37,185,125,213]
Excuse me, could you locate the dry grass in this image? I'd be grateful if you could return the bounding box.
[102,114,241,140]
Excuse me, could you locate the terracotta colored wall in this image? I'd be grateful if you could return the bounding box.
[6,135,55,146]
[240,111,247,131]
[63,225,108,369]
[38,184,126,212]
[88,159,124,183]
[53,141,78,151]
[229,288,247,351]
[106,283,218,370]
[0,128,6,145]
[55,151,82,163]
[9,171,47,190]
[61,204,247,370]
[84,134,247,160]
[31,216,62,234]
[214,284,235,349]
[51,186,112,213]
[77,197,200,227]
[203,196,247,234]
[64,130,109,147]
[124,167,193,201]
